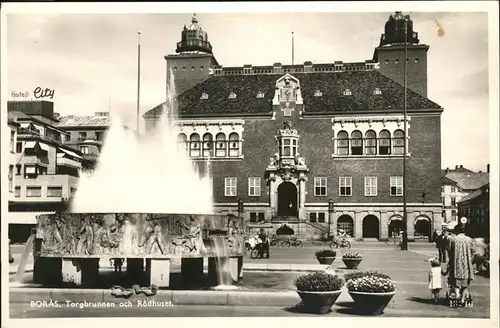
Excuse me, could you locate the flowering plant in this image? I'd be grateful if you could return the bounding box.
[294,271,345,292]
[342,251,362,259]
[315,249,336,257]
[345,271,395,293]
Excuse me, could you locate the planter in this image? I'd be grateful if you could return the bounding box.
[342,258,362,269]
[316,256,335,265]
[348,291,396,315]
[297,290,342,314]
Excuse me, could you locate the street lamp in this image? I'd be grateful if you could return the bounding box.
[401,16,409,251]
[328,199,334,238]
[238,199,244,217]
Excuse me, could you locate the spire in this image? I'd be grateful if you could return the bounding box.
[176,13,213,54]
[379,11,420,46]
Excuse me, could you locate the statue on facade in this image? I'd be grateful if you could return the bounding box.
[139,220,166,255]
[294,153,306,166]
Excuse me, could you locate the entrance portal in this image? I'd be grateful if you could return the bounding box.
[415,217,431,238]
[362,215,380,239]
[277,182,298,217]
[388,217,404,237]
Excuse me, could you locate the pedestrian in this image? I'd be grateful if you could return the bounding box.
[433,230,447,263]
[258,228,270,259]
[428,257,443,303]
[473,238,487,274]
[448,224,475,305]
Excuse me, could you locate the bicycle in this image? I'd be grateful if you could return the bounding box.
[330,238,351,250]
[283,237,303,248]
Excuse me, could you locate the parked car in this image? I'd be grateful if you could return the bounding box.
[9,239,14,264]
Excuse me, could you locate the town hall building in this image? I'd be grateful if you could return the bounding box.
[143,12,444,241]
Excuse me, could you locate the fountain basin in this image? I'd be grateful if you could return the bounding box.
[33,213,245,288]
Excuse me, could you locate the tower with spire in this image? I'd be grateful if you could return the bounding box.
[373,12,429,97]
[165,14,219,95]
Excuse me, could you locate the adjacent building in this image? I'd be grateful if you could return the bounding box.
[143,12,444,241]
[56,112,112,173]
[457,183,490,241]
[7,100,83,241]
[441,164,489,224]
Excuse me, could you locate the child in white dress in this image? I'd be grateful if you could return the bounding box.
[428,257,443,303]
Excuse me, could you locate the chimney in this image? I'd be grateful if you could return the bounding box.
[455,165,459,170]
[53,112,60,120]
[487,164,490,173]
[445,168,449,173]
[460,165,463,168]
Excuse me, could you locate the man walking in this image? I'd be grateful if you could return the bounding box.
[258,228,270,259]
[434,230,448,263]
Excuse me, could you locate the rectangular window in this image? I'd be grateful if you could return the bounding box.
[450,186,456,193]
[314,177,327,196]
[390,176,403,196]
[10,131,15,152]
[8,165,13,191]
[95,132,103,141]
[282,139,291,157]
[16,142,22,153]
[442,197,446,206]
[24,165,37,178]
[15,186,21,198]
[258,212,265,222]
[224,177,237,197]
[379,138,390,155]
[336,138,349,155]
[16,164,22,175]
[79,132,87,139]
[250,212,257,223]
[441,186,445,193]
[365,138,376,155]
[318,212,326,223]
[80,146,90,154]
[339,177,352,196]
[26,186,42,197]
[47,186,63,197]
[248,177,261,196]
[451,197,456,206]
[393,138,405,155]
[70,187,77,197]
[364,177,377,196]
[309,213,317,223]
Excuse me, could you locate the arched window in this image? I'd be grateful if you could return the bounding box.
[350,130,363,155]
[215,133,227,157]
[336,131,349,155]
[379,130,391,155]
[364,130,377,155]
[393,130,405,155]
[189,133,200,157]
[177,133,188,153]
[202,133,213,157]
[228,133,240,157]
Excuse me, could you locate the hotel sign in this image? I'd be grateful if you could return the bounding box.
[11,87,55,100]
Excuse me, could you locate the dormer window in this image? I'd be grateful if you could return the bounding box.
[314,90,322,97]
[228,92,237,99]
[201,92,209,100]
[415,58,420,63]
[256,91,264,99]
[173,67,178,71]
[343,89,352,96]
[373,88,382,95]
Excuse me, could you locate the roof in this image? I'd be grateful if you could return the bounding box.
[56,115,112,128]
[144,70,442,118]
[457,183,489,204]
[441,175,459,186]
[441,167,474,176]
[9,111,68,134]
[443,171,489,191]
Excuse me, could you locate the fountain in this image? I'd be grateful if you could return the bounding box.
[29,69,244,289]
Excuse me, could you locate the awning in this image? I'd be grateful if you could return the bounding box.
[39,143,50,151]
[7,211,55,224]
[58,148,82,159]
[24,141,36,149]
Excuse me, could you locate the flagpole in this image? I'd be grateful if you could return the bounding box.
[136,30,141,134]
[292,30,295,66]
[401,16,409,251]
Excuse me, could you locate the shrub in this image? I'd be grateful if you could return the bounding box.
[342,251,362,259]
[346,271,396,293]
[294,271,345,292]
[343,270,391,282]
[315,249,336,257]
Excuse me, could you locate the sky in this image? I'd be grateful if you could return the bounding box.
[3,5,493,172]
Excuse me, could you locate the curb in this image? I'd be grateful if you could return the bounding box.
[9,288,303,307]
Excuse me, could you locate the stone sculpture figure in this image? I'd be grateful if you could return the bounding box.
[174,215,206,254]
[76,216,94,254]
[139,220,166,255]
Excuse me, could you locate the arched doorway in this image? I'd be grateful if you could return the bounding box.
[277,182,298,217]
[362,215,380,239]
[337,215,354,237]
[414,216,431,238]
[388,216,404,237]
